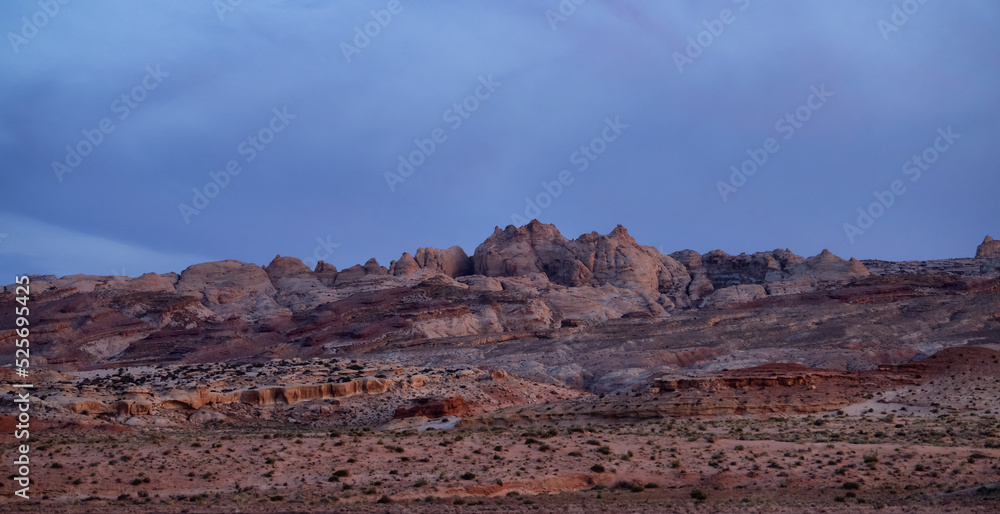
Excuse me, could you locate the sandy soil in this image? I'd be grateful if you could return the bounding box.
[2,414,998,512]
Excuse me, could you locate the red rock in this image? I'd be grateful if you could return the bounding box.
[977,235,1000,258]
[393,396,472,419]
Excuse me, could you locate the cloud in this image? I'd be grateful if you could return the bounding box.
[0,212,211,279]
[0,0,998,273]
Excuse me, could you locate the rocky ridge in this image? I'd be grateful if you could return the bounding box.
[1,222,997,392]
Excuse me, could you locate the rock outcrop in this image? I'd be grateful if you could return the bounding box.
[393,396,472,419]
[674,247,867,303]
[176,260,286,319]
[335,258,389,284]
[795,249,870,282]
[710,284,767,305]
[982,258,1000,276]
[2,221,992,378]
[472,220,690,305]
[390,246,473,278]
[977,235,1000,259]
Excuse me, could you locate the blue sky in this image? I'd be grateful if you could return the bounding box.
[1,0,998,279]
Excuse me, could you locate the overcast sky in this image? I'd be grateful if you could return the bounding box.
[1,0,998,280]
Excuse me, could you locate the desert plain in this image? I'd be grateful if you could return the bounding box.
[2,222,999,512]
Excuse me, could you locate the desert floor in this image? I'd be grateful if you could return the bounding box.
[3,413,999,513]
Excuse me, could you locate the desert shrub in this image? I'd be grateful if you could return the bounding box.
[690,489,707,501]
[614,480,644,492]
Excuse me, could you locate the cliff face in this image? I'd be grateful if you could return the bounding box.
[977,235,1000,259]
[472,221,690,305]
[461,346,1000,427]
[1,223,997,382]
[652,363,921,394]
[393,396,472,419]
[62,377,406,416]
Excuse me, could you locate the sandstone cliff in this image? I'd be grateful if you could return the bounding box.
[977,235,1000,259]
[3,222,996,381]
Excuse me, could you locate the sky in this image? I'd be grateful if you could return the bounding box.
[1,0,999,280]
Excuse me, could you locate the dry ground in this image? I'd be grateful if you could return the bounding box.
[3,414,999,512]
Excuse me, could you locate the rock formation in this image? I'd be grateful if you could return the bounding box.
[4,221,994,380]
[977,235,1000,259]
[389,246,473,278]
[394,396,472,419]
[472,220,690,307]
[795,249,870,282]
